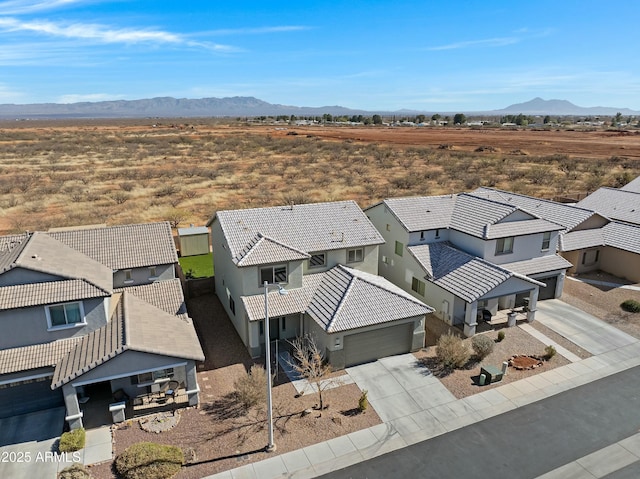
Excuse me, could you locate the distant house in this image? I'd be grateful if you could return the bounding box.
[207,201,432,369]
[0,222,204,429]
[366,194,572,336]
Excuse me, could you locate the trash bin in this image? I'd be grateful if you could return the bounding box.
[507,311,517,327]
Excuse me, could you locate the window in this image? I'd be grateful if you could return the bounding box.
[135,368,174,384]
[229,296,235,315]
[495,237,514,255]
[259,321,264,335]
[411,277,426,296]
[386,224,391,231]
[435,229,441,239]
[541,232,551,251]
[395,241,404,256]
[148,266,158,279]
[582,249,600,265]
[124,269,133,283]
[347,248,364,263]
[260,265,287,285]
[309,253,326,268]
[46,302,85,329]
[281,317,286,331]
[420,231,425,241]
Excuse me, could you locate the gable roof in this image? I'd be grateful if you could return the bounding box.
[114,278,188,318]
[370,195,457,232]
[306,265,433,333]
[501,255,573,277]
[471,187,598,231]
[449,194,519,238]
[49,222,178,270]
[621,175,640,193]
[235,233,310,267]
[577,187,640,226]
[408,242,542,303]
[560,221,640,255]
[211,201,384,264]
[0,280,109,311]
[0,232,113,295]
[52,289,204,389]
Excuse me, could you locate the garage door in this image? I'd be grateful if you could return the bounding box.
[344,323,412,367]
[0,378,63,419]
[537,276,558,300]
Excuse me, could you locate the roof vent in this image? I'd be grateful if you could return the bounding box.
[31,254,40,260]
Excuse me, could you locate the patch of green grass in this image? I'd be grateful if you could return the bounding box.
[179,253,214,278]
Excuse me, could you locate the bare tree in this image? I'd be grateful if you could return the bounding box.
[288,335,335,415]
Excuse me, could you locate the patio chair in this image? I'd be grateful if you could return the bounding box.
[165,380,181,398]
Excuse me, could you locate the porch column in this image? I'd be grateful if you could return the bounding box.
[464,301,478,337]
[184,361,200,407]
[556,272,566,298]
[62,383,83,430]
[527,288,539,323]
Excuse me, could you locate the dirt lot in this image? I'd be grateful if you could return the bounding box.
[1,120,639,234]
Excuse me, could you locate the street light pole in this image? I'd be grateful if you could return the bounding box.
[263,280,287,453]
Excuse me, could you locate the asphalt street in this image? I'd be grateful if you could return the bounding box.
[320,365,640,479]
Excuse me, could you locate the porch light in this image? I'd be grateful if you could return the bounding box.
[263,281,288,452]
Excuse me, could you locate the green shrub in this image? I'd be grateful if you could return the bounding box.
[234,364,266,409]
[115,442,183,479]
[497,330,506,342]
[58,464,93,479]
[358,390,368,413]
[621,299,640,313]
[544,345,557,360]
[471,335,495,360]
[59,428,85,453]
[436,333,471,369]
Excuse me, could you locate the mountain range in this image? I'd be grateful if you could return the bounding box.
[0,96,637,119]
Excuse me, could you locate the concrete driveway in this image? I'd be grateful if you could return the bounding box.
[0,407,65,479]
[536,299,638,354]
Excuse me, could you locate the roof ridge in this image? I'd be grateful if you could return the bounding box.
[478,187,598,215]
[326,266,356,332]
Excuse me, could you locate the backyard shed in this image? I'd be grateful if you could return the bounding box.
[178,226,210,257]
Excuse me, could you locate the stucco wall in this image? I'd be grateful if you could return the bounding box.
[0,267,63,287]
[600,247,640,282]
[113,263,174,288]
[0,296,108,349]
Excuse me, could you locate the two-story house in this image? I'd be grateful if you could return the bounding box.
[366,194,573,336]
[0,222,204,429]
[208,201,433,369]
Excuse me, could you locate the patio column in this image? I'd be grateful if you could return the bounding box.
[184,361,200,406]
[527,288,539,323]
[62,383,83,430]
[464,301,478,337]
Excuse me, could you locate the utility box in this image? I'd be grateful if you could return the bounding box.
[178,226,210,257]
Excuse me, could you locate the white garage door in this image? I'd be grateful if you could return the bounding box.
[344,323,413,367]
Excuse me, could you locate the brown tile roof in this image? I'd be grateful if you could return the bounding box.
[115,278,188,318]
[235,233,310,267]
[0,338,80,375]
[49,222,178,269]
[0,279,109,310]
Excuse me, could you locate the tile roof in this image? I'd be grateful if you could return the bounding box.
[49,222,178,269]
[408,242,541,303]
[241,273,325,321]
[577,187,640,225]
[115,278,188,318]
[212,201,384,263]
[0,232,113,294]
[235,233,310,267]
[485,219,563,239]
[602,222,640,254]
[52,289,204,388]
[306,265,433,333]
[0,338,80,375]
[501,255,573,277]
[449,194,518,238]
[0,280,109,310]
[621,176,640,193]
[371,196,457,232]
[471,187,597,231]
[559,229,606,252]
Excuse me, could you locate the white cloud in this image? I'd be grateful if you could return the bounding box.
[0,0,87,15]
[427,36,519,51]
[200,25,309,36]
[57,92,124,103]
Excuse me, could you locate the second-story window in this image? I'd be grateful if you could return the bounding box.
[309,253,326,268]
[495,237,514,255]
[541,232,551,251]
[395,241,404,256]
[260,265,287,285]
[124,269,133,283]
[347,248,364,263]
[411,277,426,296]
[46,301,85,329]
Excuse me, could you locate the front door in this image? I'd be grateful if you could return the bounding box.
[268,316,284,341]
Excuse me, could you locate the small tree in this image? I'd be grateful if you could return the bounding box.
[234,364,267,409]
[358,390,368,413]
[436,333,470,369]
[289,335,333,414]
[471,334,494,360]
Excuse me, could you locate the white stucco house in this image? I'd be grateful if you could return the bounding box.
[365,193,573,336]
[0,223,204,429]
[207,201,433,369]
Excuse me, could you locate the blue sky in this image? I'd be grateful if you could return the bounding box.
[1,1,639,111]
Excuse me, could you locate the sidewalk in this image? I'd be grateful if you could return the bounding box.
[204,302,640,479]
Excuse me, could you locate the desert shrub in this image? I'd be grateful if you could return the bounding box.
[544,345,557,360]
[436,333,470,369]
[115,442,183,479]
[621,299,640,313]
[234,364,266,409]
[497,330,506,342]
[471,334,494,360]
[358,390,368,413]
[59,428,85,453]
[58,464,93,479]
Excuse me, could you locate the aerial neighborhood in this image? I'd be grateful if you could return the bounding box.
[1,173,640,478]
